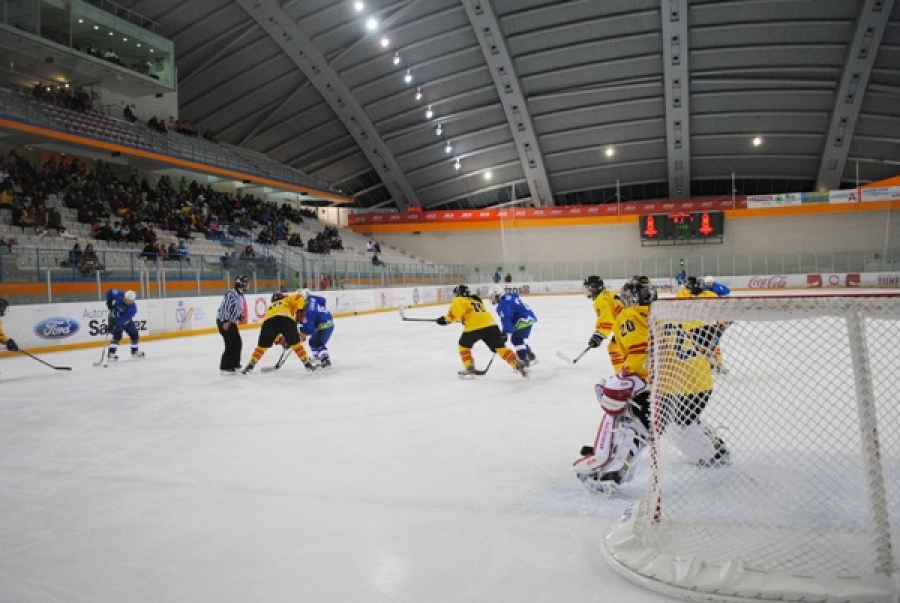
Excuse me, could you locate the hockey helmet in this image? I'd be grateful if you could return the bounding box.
[583,275,604,298]
[621,280,654,307]
[235,274,249,290]
[271,291,285,302]
[489,287,503,304]
[452,284,470,297]
[124,290,137,304]
[685,276,704,296]
[297,288,310,301]
[704,275,715,285]
[0,298,7,317]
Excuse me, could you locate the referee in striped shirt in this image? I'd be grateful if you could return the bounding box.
[217,274,248,374]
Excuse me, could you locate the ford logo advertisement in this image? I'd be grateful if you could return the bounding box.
[34,317,81,339]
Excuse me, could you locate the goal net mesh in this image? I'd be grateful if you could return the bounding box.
[603,294,900,602]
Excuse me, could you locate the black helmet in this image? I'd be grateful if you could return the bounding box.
[235,274,249,290]
[583,276,604,298]
[685,276,704,296]
[0,298,7,317]
[271,291,285,302]
[452,284,470,297]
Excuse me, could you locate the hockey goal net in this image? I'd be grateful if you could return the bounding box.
[604,294,900,602]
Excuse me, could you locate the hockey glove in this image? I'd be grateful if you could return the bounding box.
[500,333,508,345]
[436,316,448,325]
[588,332,605,348]
[5,338,18,352]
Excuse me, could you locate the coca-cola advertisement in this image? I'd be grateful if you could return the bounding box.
[747,275,789,289]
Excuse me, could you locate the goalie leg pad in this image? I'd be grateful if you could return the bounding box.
[668,420,730,467]
[574,413,648,493]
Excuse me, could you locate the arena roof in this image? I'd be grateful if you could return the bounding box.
[106,1,900,210]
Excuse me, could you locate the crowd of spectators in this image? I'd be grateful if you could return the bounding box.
[31,82,93,111]
[306,225,343,255]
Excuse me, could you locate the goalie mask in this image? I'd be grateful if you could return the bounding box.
[621,280,654,307]
[685,276,704,296]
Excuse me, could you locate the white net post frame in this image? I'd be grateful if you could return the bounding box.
[603,295,900,603]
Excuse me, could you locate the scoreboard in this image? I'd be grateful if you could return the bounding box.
[639,211,725,245]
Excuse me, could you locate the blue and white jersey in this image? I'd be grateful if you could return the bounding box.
[106,288,137,327]
[705,281,731,296]
[300,294,334,335]
[495,293,537,334]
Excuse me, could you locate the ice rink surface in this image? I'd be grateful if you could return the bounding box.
[1,289,888,603]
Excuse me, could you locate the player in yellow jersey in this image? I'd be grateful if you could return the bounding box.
[0,298,19,353]
[574,277,728,496]
[677,276,728,373]
[242,290,316,374]
[583,276,622,351]
[437,285,528,378]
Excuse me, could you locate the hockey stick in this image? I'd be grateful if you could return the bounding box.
[261,348,291,373]
[19,350,72,371]
[556,347,592,365]
[472,354,496,376]
[398,306,439,322]
[93,311,112,367]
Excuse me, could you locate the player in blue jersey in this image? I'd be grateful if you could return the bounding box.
[702,275,730,297]
[105,288,143,360]
[298,289,334,368]
[489,287,538,366]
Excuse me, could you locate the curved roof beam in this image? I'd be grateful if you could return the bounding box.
[234,0,418,210]
[816,0,893,191]
[461,0,553,207]
[661,0,690,198]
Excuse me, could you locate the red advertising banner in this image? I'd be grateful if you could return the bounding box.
[348,197,741,226]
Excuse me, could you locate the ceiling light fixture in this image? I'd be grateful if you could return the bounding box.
[484,171,493,181]
[415,87,422,101]
[444,142,453,154]
[381,37,391,48]
[393,51,400,66]
[605,147,615,157]
[354,2,365,13]
[454,158,461,170]
[435,124,442,136]
[365,17,378,31]
[752,135,763,146]
[403,69,412,84]
[425,105,433,119]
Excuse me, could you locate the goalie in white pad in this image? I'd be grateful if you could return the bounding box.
[573,375,651,495]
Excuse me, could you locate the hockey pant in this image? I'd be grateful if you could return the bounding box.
[573,409,649,492]
[109,320,140,355]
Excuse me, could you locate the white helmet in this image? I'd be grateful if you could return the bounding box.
[704,275,714,285]
[297,288,310,300]
[489,287,503,304]
[124,290,137,304]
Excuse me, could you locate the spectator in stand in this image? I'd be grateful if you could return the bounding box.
[372,253,386,267]
[79,243,104,274]
[141,241,158,262]
[366,239,376,252]
[504,273,513,283]
[176,240,190,264]
[287,233,303,247]
[166,242,179,261]
[123,105,137,123]
[493,268,502,283]
[67,242,82,267]
[241,245,256,259]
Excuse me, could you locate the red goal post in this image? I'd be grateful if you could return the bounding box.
[603,294,900,602]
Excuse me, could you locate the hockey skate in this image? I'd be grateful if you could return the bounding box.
[317,358,332,370]
[303,361,318,372]
[220,368,238,376]
[526,350,538,366]
[108,353,119,361]
[514,359,529,378]
[132,350,145,358]
[457,366,477,379]
[241,362,256,375]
